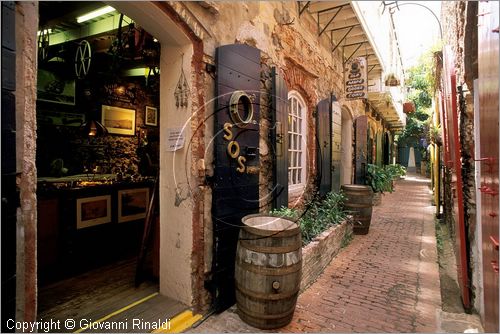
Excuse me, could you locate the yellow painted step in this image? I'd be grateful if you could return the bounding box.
[152,310,202,333]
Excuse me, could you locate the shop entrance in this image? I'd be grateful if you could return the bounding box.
[35,2,185,329]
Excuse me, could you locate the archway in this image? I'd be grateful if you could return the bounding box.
[340,106,354,186]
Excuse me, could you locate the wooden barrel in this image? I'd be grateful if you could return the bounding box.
[341,184,374,235]
[235,214,302,329]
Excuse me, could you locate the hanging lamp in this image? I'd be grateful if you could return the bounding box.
[81,118,108,137]
[79,85,108,137]
[80,103,108,137]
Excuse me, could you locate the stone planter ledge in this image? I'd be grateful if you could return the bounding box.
[300,220,352,292]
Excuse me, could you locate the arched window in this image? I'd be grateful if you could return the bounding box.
[288,91,307,192]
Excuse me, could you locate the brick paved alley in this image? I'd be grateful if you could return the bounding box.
[190,174,441,333]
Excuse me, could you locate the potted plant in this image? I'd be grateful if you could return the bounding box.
[429,124,442,146]
[384,73,400,87]
[403,101,415,114]
[366,164,394,206]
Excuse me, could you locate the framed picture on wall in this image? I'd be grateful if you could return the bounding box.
[118,188,150,223]
[101,105,136,135]
[145,106,158,126]
[76,195,112,229]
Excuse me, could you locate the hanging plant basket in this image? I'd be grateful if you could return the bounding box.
[384,73,400,87]
[403,102,416,114]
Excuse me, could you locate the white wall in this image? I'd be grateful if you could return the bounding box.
[159,44,195,305]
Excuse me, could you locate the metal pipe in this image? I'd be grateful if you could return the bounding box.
[342,40,367,48]
[343,42,364,64]
[298,1,311,16]
[315,3,349,15]
[329,23,360,32]
[391,2,443,39]
[319,7,342,36]
[331,26,355,53]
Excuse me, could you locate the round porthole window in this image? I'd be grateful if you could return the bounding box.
[229,90,254,127]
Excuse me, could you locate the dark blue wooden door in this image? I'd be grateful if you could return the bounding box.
[271,67,288,209]
[211,44,260,311]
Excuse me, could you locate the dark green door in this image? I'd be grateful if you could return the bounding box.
[271,67,288,209]
[316,98,332,197]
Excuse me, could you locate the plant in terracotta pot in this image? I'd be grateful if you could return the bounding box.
[403,101,416,114]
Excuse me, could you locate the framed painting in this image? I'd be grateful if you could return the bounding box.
[76,195,112,229]
[118,188,150,223]
[101,105,136,135]
[145,106,158,126]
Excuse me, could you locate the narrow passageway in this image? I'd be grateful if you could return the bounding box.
[191,174,441,333]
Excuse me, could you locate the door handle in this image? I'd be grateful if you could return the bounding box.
[491,261,499,274]
[490,236,499,251]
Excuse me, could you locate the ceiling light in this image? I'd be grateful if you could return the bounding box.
[76,6,116,23]
[37,28,52,36]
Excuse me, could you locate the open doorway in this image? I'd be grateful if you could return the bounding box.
[383,132,391,165]
[35,2,186,329]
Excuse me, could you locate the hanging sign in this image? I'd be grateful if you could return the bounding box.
[344,57,368,100]
[166,127,185,151]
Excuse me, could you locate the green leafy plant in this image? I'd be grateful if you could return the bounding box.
[270,206,298,220]
[429,124,442,146]
[366,164,393,193]
[385,164,407,179]
[270,191,348,245]
[398,48,436,157]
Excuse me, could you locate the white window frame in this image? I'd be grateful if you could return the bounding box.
[287,91,308,195]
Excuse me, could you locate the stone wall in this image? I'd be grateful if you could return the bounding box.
[186,2,365,207]
[301,221,352,291]
[182,1,366,309]
[15,1,39,323]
